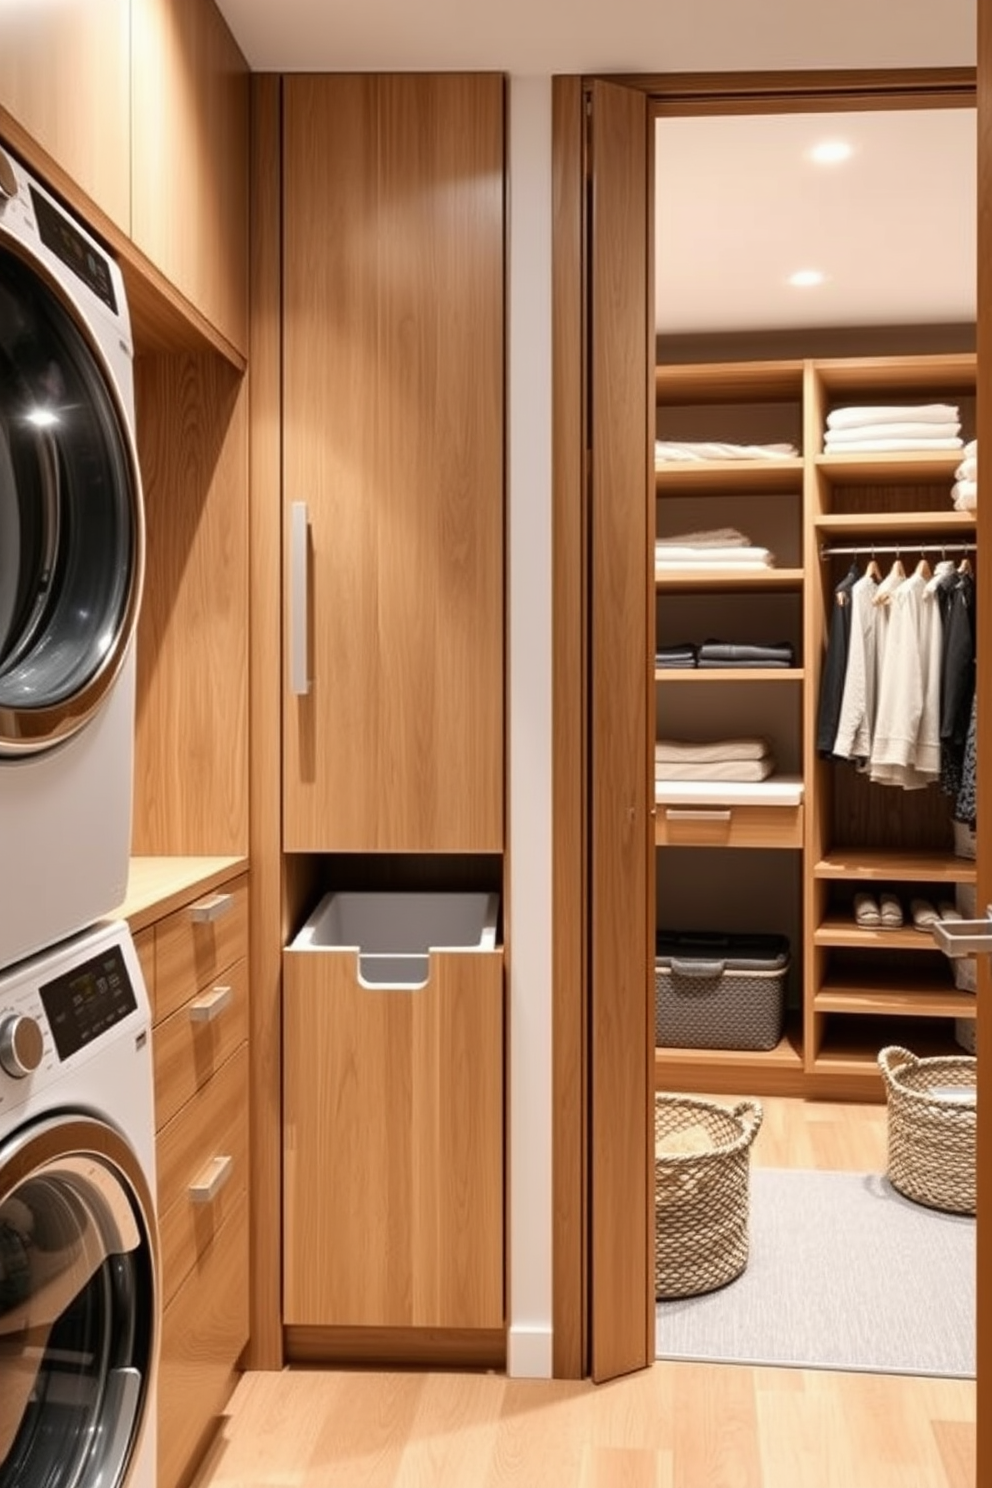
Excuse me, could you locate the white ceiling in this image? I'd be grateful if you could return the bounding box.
[214,0,978,336]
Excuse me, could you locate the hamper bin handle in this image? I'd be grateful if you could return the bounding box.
[730,1100,763,1147]
[670,957,726,979]
[878,1045,917,1088]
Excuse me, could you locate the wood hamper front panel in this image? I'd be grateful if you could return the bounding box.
[283,949,504,1330]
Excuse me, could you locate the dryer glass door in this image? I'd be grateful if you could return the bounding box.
[0,1125,157,1487]
[0,242,143,755]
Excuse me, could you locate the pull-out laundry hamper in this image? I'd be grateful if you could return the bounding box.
[878,1045,977,1215]
[654,1094,763,1299]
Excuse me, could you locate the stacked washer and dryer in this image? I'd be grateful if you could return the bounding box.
[0,145,158,1487]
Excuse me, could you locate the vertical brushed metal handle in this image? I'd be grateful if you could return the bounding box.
[290,501,310,696]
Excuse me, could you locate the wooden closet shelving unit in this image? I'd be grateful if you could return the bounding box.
[653,349,977,1100]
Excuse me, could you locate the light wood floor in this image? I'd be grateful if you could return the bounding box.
[191,1095,976,1488]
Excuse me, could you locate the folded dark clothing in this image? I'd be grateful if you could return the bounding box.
[698,640,795,665]
[656,643,698,668]
[697,657,792,668]
[657,642,697,658]
[657,658,698,669]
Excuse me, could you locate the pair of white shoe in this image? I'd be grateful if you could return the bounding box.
[853,893,960,931]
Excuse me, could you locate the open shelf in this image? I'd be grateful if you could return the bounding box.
[809,1013,972,1087]
[814,452,965,484]
[814,916,955,952]
[814,984,974,1019]
[814,850,977,883]
[655,667,804,684]
[654,1020,805,1098]
[655,458,804,495]
[814,510,974,536]
[654,360,805,404]
[656,567,803,593]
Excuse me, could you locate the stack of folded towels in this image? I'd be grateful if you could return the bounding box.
[655,439,798,464]
[655,738,775,783]
[952,440,977,511]
[822,403,963,454]
[655,526,775,573]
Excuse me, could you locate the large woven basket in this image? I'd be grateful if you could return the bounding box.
[654,1094,763,1299]
[878,1045,977,1215]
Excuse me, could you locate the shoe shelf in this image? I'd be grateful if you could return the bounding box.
[813,917,960,951]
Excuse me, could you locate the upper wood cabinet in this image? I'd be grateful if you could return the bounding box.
[0,0,131,231]
[131,0,249,357]
[282,74,506,854]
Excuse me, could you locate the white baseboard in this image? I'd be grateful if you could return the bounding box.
[507,1323,554,1379]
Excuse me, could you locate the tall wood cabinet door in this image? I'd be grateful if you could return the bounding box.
[282,74,505,854]
[131,0,249,356]
[587,79,654,1384]
[0,0,130,231]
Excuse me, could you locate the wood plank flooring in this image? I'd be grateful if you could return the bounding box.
[190,1095,975,1488]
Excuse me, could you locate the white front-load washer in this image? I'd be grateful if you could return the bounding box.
[0,918,158,1487]
[0,143,144,974]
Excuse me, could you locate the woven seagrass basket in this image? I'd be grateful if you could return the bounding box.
[878,1045,977,1215]
[654,1094,763,1299]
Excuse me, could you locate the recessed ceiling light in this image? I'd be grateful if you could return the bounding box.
[788,269,826,288]
[809,139,854,165]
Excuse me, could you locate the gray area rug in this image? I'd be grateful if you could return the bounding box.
[655,1166,975,1378]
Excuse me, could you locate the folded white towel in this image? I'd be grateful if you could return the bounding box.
[655,558,773,572]
[656,527,752,548]
[826,403,960,430]
[655,758,775,783]
[822,437,963,454]
[955,456,978,482]
[655,440,798,462]
[824,421,960,445]
[953,479,977,510]
[656,738,770,763]
[653,545,773,564]
[964,439,978,458]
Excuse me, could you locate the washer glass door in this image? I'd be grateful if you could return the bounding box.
[0,1121,157,1487]
[0,241,142,754]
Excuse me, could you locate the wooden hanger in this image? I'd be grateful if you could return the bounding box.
[915,554,932,582]
[865,553,882,582]
[958,554,974,578]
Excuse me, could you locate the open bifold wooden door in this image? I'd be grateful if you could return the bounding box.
[586,78,655,1384]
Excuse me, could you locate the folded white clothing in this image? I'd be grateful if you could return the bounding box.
[655,738,770,763]
[655,758,774,782]
[826,403,960,431]
[653,545,772,563]
[655,526,752,548]
[655,440,798,462]
[655,558,773,572]
[953,482,977,511]
[964,439,978,458]
[955,456,978,482]
[822,436,963,454]
[824,421,960,445]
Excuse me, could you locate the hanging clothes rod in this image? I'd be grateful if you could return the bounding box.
[819,540,977,559]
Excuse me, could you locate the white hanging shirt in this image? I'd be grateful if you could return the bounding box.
[869,570,943,789]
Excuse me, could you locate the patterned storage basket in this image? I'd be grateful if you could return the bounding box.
[654,1094,763,1299]
[878,1045,977,1215]
[655,931,788,1051]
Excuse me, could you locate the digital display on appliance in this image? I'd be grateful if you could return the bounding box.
[39,945,137,1061]
[30,186,118,315]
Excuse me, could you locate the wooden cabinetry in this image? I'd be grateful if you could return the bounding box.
[652,351,977,1098]
[0,0,130,231]
[283,943,504,1333]
[653,361,806,1094]
[281,73,505,853]
[130,0,249,357]
[118,860,249,1488]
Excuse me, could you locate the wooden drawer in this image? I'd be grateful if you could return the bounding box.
[157,1188,249,1488]
[156,1042,248,1306]
[655,802,803,849]
[154,955,248,1130]
[154,875,248,1024]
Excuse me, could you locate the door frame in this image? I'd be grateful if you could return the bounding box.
[552,56,988,1449]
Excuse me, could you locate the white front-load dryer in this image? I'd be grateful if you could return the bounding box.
[0,918,158,1487]
[0,143,144,974]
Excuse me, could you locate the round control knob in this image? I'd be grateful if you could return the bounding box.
[0,1014,44,1078]
[0,147,18,203]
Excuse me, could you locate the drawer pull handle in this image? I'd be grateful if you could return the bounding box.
[665,808,733,822]
[189,985,233,1023]
[190,892,235,924]
[189,1154,234,1204]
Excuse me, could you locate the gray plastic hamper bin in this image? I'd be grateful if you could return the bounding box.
[655,929,788,1051]
[291,889,499,982]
